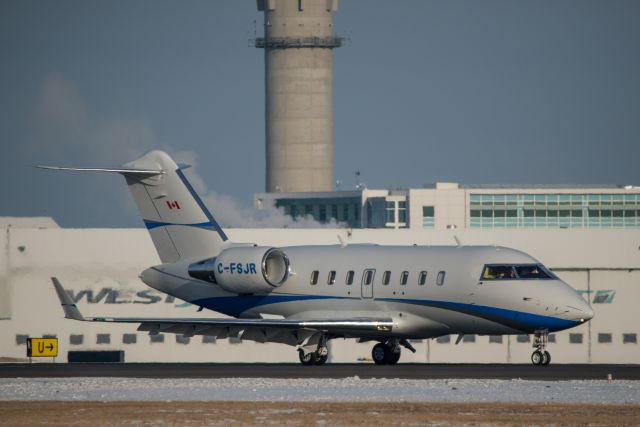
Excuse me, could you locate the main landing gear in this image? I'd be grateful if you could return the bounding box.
[371,339,416,365]
[298,347,328,366]
[531,330,551,366]
[298,335,329,366]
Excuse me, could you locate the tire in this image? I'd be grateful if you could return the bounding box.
[298,349,317,366]
[388,351,401,365]
[531,350,543,366]
[542,351,551,366]
[372,343,389,365]
[314,354,328,365]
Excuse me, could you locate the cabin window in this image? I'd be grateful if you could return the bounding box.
[481,264,553,280]
[346,270,354,285]
[436,271,446,286]
[382,271,391,285]
[363,269,375,286]
[400,271,409,285]
[328,270,336,285]
[310,270,319,285]
[418,271,427,285]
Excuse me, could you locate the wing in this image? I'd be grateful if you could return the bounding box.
[51,278,394,347]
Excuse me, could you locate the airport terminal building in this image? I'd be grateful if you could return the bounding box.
[256,183,640,230]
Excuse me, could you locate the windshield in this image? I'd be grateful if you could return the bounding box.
[481,264,555,280]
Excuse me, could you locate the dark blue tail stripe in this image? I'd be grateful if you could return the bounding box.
[175,168,228,241]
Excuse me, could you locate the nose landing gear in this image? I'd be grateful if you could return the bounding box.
[531,330,551,366]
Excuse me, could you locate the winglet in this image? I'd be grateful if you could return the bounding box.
[51,277,85,321]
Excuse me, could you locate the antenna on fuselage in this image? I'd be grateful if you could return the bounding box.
[453,235,462,247]
[337,234,347,248]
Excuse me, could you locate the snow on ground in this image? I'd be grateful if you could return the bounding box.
[0,377,638,404]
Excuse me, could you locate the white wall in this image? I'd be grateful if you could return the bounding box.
[1,225,638,363]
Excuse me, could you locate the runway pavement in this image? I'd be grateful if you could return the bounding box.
[1,363,638,380]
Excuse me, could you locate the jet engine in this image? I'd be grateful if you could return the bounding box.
[189,246,290,294]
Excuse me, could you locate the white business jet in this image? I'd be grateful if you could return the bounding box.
[43,150,594,365]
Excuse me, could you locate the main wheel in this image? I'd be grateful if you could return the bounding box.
[531,350,543,366]
[388,351,401,365]
[372,343,390,365]
[314,354,328,365]
[298,349,317,366]
[541,351,551,366]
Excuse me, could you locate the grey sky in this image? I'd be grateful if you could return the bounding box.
[1,0,639,228]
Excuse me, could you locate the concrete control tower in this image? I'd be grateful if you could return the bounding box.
[255,0,344,193]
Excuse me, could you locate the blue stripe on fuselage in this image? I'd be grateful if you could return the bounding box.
[380,297,579,332]
[190,294,578,332]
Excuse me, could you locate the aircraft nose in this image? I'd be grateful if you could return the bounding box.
[568,295,594,323]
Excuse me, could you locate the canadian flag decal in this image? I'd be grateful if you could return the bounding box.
[166,200,181,210]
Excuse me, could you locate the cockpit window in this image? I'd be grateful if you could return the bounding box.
[481,264,554,280]
[482,265,515,280]
[515,265,552,279]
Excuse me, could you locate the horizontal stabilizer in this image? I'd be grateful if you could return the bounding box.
[36,165,164,176]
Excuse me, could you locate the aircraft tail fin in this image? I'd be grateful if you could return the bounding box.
[121,150,228,262]
[38,150,228,262]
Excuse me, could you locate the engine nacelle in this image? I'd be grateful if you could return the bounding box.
[210,246,290,294]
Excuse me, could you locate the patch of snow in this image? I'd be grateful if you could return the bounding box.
[0,377,638,404]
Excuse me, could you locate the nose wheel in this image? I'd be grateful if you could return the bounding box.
[531,330,551,366]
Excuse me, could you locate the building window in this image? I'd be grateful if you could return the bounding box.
[346,270,354,285]
[123,334,137,344]
[382,271,391,285]
[15,334,28,345]
[548,334,556,343]
[96,334,110,344]
[598,333,612,343]
[623,333,637,344]
[398,201,407,224]
[150,334,165,343]
[436,271,446,286]
[469,193,640,229]
[69,334,84,345]
[202,335,216,344]
[176,334,190,345]
[400,271,409,285]
[327,270,336,285]
[517,335,530,343]
[310,270,319,285]
[489,335,503,344]
[422,206,435,228]
[436,335,451,344]
[304,204,313,217]
[462,335,476,343]
[385,201,395,223]
[569,333,583,344]
[418,271,427,286]
[319,205,327,222]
